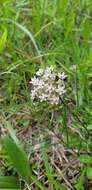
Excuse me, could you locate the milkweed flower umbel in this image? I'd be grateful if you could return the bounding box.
[30,67,67,105]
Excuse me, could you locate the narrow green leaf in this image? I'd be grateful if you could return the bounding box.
[5,122,20,145]
[3,19,41,57]
[83,18,91,41]
[3,136,31,182]
[65,12,75,38]
[0,29,7,54]
[58,0,68,17]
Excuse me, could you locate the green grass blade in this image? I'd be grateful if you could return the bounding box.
[42,146,67,190]
[0,29,7,54]
[42,146,54,185]
[31,175,48,190]
[2,18,41,57]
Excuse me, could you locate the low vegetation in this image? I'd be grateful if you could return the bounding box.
[0,0,92,189]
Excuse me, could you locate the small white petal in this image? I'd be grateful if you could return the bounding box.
[58,72,67,80]
[36,68,44,76]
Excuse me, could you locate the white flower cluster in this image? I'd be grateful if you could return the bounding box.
[30,67,67,105]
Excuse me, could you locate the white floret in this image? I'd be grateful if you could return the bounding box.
[58,72,67,80]
[36,68,44,76]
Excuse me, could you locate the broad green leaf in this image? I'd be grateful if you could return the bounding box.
[80,155,92,164]
[54,182,67,190]
[0,0,8,4]
[0,176,20,189]
[87,139,92,152]
[3,136,31,182]
[75,169,85,190]
[87,125,92,130]
[87,167,92,179]
[0,29,7,54]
